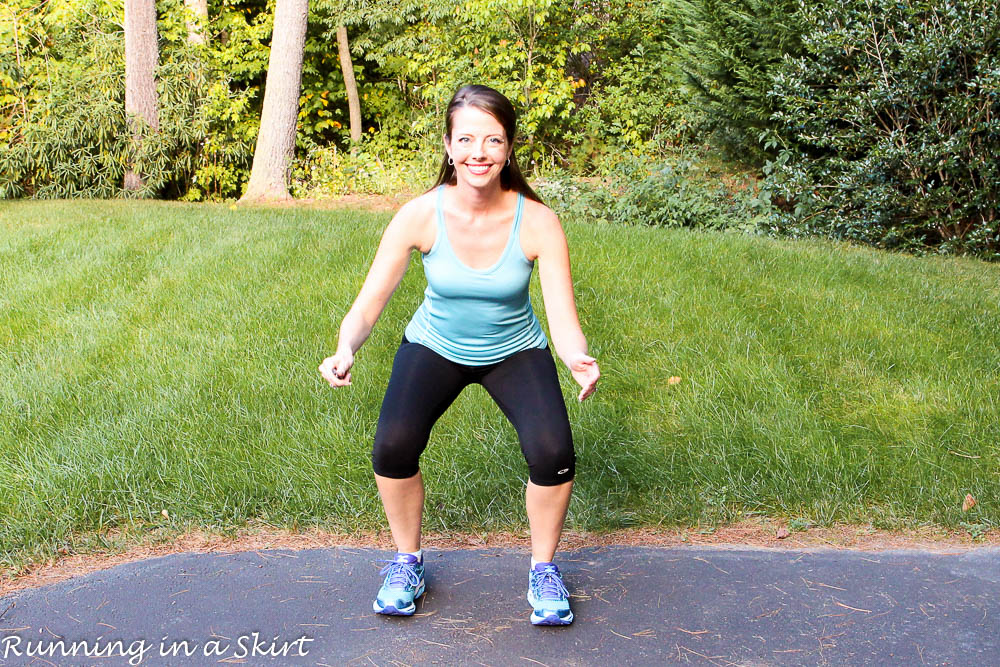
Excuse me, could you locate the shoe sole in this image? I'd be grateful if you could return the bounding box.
[531,611,574,626]
[373,580,425,616]
[527,590,573,625]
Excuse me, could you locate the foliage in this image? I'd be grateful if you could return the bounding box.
[316,0,589,163]
[762,0,1000,259]
[536,149,770,232]
[0,0,257,200]
[1,14,126,199]
[290,132,435,197]
[2,0,691,199]
[5,0,995,264]
[181,77,257,201]
[314,0,684,169]
[563,1,697,170]
[570,43,691,165]
[182,0,270,200]
[671,0,807,166]
[2,2,196,198]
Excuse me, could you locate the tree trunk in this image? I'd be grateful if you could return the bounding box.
[336,25,362,150]
[124,0,160,192]
[240,0,309,203]
[184,0,208,45]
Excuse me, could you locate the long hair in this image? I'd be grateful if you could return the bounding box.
[429,85,544,204]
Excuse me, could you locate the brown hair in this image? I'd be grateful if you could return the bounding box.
[429,85,544,204]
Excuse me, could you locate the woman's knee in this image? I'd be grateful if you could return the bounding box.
[372,423,425,478]
[521,425,575,486]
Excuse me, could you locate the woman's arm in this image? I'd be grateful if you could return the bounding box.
[339,206,419,352]
[319,200,425,387]
[533,207,600,401]
[535,208,586,365]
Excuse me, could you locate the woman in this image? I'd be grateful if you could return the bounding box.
[318,84,599,626]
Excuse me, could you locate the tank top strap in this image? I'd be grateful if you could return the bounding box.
[436,184,447,232]
[513,192,525,234]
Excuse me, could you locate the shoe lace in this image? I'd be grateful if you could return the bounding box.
[378,559,421,589]
[532,567,569,601]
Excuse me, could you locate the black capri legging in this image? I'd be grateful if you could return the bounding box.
[372,335,575,486]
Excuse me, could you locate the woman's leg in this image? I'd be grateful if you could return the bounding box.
[525,478,573,562]
[374,471,425,553]
[372,338,469,553]
[479,346,576,562]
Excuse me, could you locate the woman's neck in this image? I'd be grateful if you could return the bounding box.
[448,180,509,217]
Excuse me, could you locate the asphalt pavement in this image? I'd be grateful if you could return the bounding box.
[1,545,997,666]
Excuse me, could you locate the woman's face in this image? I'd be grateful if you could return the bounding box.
[445,105,512,189]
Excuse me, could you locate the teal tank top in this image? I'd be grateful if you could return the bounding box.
[404,185,548,365]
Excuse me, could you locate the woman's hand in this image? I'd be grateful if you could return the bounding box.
[319,348,354,387]
[568,353,600,402]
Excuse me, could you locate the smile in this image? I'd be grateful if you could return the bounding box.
[465,164,492,175]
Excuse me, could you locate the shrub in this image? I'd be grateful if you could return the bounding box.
[316,0,690,176]
[290,133,434,197]
[671,0,807,167]
[0,2,254,200]
[0,29,130,199]
[536,151,771,233]
[763,0,1000,259]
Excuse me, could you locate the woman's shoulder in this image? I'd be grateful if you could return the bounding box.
[395,188,437,217]
[520,195,561,237]
[519,194,562,260]
[388,189,438,253]
[520,195,558,223]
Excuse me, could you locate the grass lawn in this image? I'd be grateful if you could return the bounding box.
[1,200,998,574]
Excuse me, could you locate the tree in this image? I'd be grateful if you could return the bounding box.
[336,25,362,148]
[672,0,806,166]
[240,0,309,202]
[124,0,161,191]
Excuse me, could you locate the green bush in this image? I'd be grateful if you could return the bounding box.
[671,0,807,166]
[536,151,770,232]
[0,29,129,199]
[2,0,696,198]
[0,0,255,200]
[317,0,688,175]
[0,32,208,199]
[763,0,1000,259]
[291,133,435,197]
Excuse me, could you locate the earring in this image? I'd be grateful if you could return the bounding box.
[506,158,510,166]
[448,157,454,165]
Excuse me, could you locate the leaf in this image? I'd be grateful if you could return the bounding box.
[962,494,977,512]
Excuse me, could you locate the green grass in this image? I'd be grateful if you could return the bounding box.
[2,200,998,573]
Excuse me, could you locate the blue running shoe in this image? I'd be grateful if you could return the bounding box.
[527,562,573,625]
[373,553,425,616]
